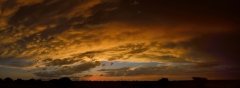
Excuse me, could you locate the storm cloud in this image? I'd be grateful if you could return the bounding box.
[34,61,100,77]
[0,0,239,80]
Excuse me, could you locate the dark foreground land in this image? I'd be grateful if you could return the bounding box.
[0,78,239,88]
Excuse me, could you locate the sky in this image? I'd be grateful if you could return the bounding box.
[0,0,240,81]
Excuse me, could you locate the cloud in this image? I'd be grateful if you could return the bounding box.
[34,61,100,77]
[43,58,79,66]
[16,0,44,5]
[136,54,190,63]
[0,0,44,29]
[100,66,182,76]
[99,62,224,78]
[0,0,117,62]
[0,56,34,67]
[178,31,240,79]
[110,0,240,26]
[0,66,34,79]
[0,0,239,80]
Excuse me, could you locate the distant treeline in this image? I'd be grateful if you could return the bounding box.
[0,77,207,82]
[0,77,239,88]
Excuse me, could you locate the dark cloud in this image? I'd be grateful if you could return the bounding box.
[61,42,150,61]
[75,51,104,59]
[100,66,188,76]
[83,74,93,77]
[0,0,240,80]
[120,43,148,54]
[0,0,116,54]
[99,62,229,78]
[107,43,148,60]
[34,61,100,77]
[193,62,221,68]
[43,58,79,66]
[136,54,190,63]
[178,30,240,68]
[0,56,34,67]
[112,0,240,24]
[148,33,240,78]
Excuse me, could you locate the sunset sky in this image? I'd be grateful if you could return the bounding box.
[0,0,240,81]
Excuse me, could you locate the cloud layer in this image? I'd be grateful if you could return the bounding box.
[0,0,240,80]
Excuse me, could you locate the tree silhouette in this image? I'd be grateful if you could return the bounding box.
[50,77,72,88]
[15,78,24,83]
[0,77,238,88]
[158,78,169,82]
[158,78,169,88]
[192,77,207,88]
[192,77,207,81]
[4,77,13,82]
[27,78,38,84]
[59,77,72,82]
